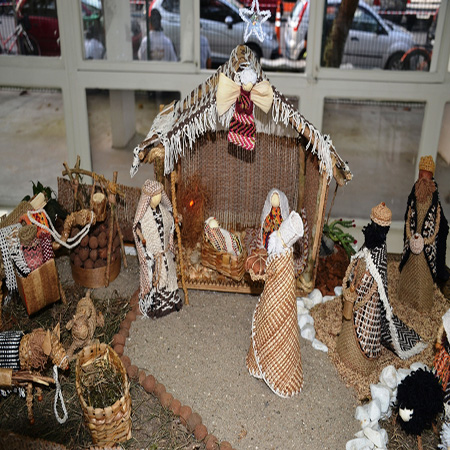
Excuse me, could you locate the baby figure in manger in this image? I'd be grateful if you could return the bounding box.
[133,180,182,318]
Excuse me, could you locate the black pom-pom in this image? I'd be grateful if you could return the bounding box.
[396,368,444,436]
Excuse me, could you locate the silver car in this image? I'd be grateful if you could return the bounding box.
[284,0,416,69]
[149,0,280,65]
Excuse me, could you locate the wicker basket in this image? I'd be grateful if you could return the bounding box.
[16,259,61,315]
[71,255,121,288]
[201,240,247,282]
[75,343,132,446]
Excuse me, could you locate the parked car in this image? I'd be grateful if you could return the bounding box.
[148,0,280,65]
[284,0,416,69]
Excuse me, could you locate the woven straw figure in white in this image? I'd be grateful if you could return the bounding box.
[259,188,290,250]
[247,210,304,397]
[133,180,182,318]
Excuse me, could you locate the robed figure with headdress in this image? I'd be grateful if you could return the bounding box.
[398,155,449,312]
[337,203,426,375]
[133,180,182,318]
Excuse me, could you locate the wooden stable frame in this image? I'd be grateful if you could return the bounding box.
[134,46,352,296]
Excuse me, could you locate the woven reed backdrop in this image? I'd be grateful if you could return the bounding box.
[57,178,140,243]
[178,130,323,284]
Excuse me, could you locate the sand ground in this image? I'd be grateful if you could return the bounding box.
[57,254,360,450]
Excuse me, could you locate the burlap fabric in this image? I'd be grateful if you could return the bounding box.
[246,247,303,397]
[398,197,434,312]
[336,316,377,376]
[336,258,379,375]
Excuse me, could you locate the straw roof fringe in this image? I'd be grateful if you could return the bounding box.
[131,46,350,184]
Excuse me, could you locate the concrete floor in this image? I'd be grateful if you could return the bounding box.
[0,86,449,260]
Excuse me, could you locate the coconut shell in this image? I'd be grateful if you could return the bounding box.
[90,248,98,261]
[73,254,82,267]
[113,235,120,250]
[79,247,90,262]
[98,247,108,260]
[94,258,106,268]
[92,225,100,237]
[70,252,76,262]
[98,231,107,248]
[89,235,98,250]
[84,258,94,269]
[79,235,89,248]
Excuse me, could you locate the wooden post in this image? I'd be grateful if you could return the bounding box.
[105,172,118,286]
[298,170,329,293]
[171,170,189,305]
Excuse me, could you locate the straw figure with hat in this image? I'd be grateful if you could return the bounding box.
[246,210,305,397]
[336,203,426,375]
[398,155,449,312]
[133,180,182,318]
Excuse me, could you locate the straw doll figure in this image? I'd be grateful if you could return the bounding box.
[260,188,290,250]
[336,203,426,375]
[203,217,243,257]
[246,210,304,397]
[398,155,449,312]
[133,180,182,318]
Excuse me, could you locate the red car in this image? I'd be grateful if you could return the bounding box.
[15,0,103,57]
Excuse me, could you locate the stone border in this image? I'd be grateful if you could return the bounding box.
[111,290,237,450]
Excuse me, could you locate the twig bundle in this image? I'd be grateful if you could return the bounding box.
[79,349,124,409]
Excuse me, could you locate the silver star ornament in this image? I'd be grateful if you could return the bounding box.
[239,0,271,43]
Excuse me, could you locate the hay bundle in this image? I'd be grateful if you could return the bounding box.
[177,174,209,249]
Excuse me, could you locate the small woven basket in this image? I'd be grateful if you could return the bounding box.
[201,240,247,282]
[75,343,132,446]
[16,259,61,315]
[71,255,121,288]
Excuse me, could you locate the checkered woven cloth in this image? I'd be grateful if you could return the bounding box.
[22,238,44,272]
[0,330,24,371]
[246,248,303,397]
[228,88,256,151]
[40,232,54,263]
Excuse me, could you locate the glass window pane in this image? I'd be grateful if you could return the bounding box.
[321,0,441,71]
[436,102,450,222]
[87,89,180,187]
[82,0,105,60]
[0,87,67,206]
[323,98,425,221]
[134,0,179,62]
[0,0,60,56]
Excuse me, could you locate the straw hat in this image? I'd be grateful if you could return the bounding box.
[370,202,392,227]
[419,155,435,175]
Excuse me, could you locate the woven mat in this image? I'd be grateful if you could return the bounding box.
[310,257,450,401]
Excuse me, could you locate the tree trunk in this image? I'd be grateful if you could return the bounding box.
[322,0,359,68]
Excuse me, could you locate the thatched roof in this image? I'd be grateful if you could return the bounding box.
[131,45,352,186]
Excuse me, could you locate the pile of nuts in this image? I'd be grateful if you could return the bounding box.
[70,219,121,269]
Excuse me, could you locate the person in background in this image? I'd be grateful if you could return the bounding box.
[200,34,212,69]
[84,25,105,60]
[138,8,177,62]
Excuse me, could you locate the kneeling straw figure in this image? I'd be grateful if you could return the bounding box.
[246,210,304,397]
